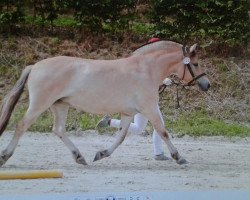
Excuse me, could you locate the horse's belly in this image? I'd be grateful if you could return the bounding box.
[62,94,136,115]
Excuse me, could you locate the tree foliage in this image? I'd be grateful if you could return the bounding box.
[0,0,249,46]
[72,0,136,31]
[150,0,250,45]
[0,0,24,31]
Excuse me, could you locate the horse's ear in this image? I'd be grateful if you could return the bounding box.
[190,43,198,53]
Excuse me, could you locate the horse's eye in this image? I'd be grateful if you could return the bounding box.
[193,63,198,67]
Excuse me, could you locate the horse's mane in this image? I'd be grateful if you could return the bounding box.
[132,41,182,56]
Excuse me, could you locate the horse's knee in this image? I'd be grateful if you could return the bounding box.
[162,131,169,139]
[156,129,169,140]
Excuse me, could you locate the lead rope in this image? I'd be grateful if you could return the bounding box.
[159,75,184,108]
[159,78,182,136]
[172,82,185,137]
[176,84,180,109]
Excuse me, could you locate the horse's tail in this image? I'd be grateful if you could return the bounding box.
[0,65,33,136]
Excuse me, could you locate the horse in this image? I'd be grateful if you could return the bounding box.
[0,40,210,166]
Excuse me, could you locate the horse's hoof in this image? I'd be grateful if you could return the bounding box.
[76,157,88,165]
[93,150,110,162]
[176,157,188,165]
[0,155,6,167]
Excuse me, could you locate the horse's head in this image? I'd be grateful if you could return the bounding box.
[132,40,210,91]
[178,44,210,91]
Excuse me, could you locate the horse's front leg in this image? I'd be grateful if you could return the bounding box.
[93,114,133,162]
[143,105,187,165]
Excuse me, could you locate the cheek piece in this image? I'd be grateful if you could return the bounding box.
[182,46,206,86]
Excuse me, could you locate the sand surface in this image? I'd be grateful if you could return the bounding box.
[0,131,249,194]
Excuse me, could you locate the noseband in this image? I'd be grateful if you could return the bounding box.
[182,46,206,86]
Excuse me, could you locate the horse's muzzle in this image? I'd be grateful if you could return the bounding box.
[197,79,211,91]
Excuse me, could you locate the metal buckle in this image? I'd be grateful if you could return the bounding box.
[183,57,190,64]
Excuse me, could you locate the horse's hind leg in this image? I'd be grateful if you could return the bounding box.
[50,102,87,165]
[93,114,133,162]
[0,106,45,166]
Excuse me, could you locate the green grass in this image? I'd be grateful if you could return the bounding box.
[131,22,154,35]
[166,111,250,137]
[24,15,155,35]
[25,15,77,27]
[79,113,103,131]
[7,105,111,133]
[7,105,53,132]
[54,16,77,27]
[6,105,250,137]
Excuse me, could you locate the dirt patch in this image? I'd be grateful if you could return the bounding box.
[0,132,249,194]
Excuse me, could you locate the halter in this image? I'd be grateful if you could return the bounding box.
[181,46,206,86]
[159,45,207,108]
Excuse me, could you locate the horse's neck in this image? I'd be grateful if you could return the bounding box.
[150,51,183,85]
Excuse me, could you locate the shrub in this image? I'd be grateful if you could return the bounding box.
[0,0,25,32]
[72,0,136,32]
[150,0,250,46]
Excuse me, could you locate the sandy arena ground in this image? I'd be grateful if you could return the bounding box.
[0,131,249,194]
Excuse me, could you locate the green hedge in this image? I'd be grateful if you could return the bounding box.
[150,0,250,46]
[0,0,249,46]
[73,0,136,31]
[0,0,136,32]
[0,0,24,31]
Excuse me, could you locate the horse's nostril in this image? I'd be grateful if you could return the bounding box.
[207,83,211,90]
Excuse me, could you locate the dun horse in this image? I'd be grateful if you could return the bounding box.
[0,41,210,166]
